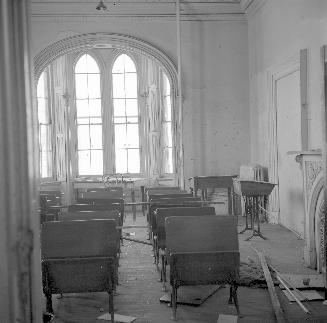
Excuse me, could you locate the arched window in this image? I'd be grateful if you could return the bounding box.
[37,69,53,178]
[112,54,140,173]
[74,54,102,175]
[162,72,173,173]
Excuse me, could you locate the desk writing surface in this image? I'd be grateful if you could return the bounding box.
[191,175,238,189]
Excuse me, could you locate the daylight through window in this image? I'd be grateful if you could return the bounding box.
[37,70,53,178]
[75,54,103,175]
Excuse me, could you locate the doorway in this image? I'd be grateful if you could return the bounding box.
[275,68,305,236]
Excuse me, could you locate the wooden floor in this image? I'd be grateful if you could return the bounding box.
[48,211,327,323]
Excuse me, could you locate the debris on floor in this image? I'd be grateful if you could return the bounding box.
[239,260,278,288]
[97,312,137,322]
[278,274,324,289]
[160,285,222,306]
[217,313,238,323]
[282,289,324,302]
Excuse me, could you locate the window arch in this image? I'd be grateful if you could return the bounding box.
[34,33,183,183]
[112,54,140,173]
[74,53,103,175]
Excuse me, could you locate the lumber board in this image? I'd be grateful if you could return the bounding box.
[255,250,287,323]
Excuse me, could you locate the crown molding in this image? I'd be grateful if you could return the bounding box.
[31,13,246,22]
[240,0,267,17]
[30,1,246,21]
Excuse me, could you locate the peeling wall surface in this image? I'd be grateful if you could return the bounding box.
[30,14,250,182]
[248,0,327,232]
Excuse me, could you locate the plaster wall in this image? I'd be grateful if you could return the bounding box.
[248,0,327,165]
[30,16,250,181]
[248,0,327,232]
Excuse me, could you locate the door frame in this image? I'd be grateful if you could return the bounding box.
[267,53,302,223]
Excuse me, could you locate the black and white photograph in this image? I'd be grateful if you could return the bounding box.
[1,1,327,322]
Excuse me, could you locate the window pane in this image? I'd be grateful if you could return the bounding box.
[37,73,46,98]
[78,150,90,175]
[89,99,102,117]
[78,125,90,150]
[40,125,48,151]
[124,55,136,73]
[90,124,102,149]
[163,147,173,173]
[78,150,103,175]
[164,96,171,121]
[126,99,138,116]
[125,73,137,98]
[76,99,89,118]
[126,124,139,148]
[163,122,172,147]
[163,73,170,96]
[127,149,140,173]
[112,74,125,98]
[115,124,126,148]
[75,54,88,73]
[87,74,101,98]
[115,149,127,173]
[90,150,103,175]
[112,55,125,74]
[113,99,125,116]
[37,98,47,123]
[86,55,100,74]
[75,74,88,99]
[41,152,49,178]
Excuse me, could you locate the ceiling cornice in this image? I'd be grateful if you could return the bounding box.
[30,1,246,21]
[240,0,267,17]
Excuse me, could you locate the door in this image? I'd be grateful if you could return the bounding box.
[276,69,305,236]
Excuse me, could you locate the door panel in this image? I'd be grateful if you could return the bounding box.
[276,70,305,236]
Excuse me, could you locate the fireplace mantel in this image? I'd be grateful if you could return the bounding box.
[295,149,323,269]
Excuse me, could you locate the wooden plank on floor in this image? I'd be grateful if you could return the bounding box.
[254,249,287,323]
[217,314,238,323]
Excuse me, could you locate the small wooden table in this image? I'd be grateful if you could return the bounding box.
[189,175,238,215]
[233,179,276,240]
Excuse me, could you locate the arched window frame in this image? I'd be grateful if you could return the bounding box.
[160,69,175,174]
[72,51,104,176]
[34,33,183,185]
[110,51,143,175]
[36,66,54,180]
